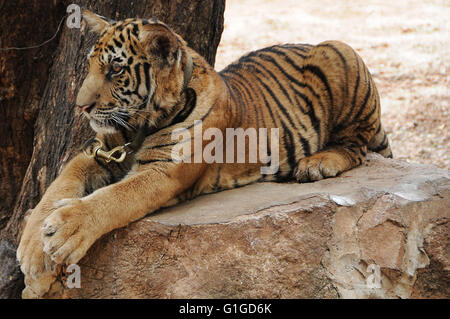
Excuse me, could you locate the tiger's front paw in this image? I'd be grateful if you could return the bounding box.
[42,198,98,265]
[17,207,58,298]
[294,152,346,182]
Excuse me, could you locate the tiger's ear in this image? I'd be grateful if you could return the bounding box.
[82,9,112,33]
[139,23,180,64]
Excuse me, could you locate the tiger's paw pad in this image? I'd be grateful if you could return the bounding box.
[294,154,343,182]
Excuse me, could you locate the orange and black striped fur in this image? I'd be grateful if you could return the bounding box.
[17,9,392,298]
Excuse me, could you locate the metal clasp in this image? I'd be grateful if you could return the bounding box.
[83,138,128,163]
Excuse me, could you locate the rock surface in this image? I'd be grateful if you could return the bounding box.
[47,154,449,298]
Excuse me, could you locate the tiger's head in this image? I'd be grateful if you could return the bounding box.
[76,9,192,134]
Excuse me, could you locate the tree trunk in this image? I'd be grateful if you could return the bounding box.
[0,0,67,233]
[0,0,225,298]
[0,0,68,298]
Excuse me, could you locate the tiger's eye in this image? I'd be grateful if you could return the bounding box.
[111,64,122,73]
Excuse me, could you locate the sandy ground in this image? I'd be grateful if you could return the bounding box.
[215,0,449,169]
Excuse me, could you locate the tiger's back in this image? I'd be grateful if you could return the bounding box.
[207,40,392,190]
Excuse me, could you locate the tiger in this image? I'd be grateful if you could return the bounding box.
[17,9,392,298]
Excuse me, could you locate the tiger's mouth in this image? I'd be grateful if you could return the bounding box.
[89,119,118,134]
[84,97,148,134]
[87,108,134,134]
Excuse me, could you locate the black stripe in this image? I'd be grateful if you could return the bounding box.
[360,148,367,157]
[353,73,373,121]
[132,24,139,36]
[374,122,382,135]
[221,70,266,129]
[299,136,311,157]
[259,48,327,130]
[285,47,307,59]
[160,96,218,137]
[369,133,388,152]
[94,157,116,184]
[212,167,222,192]
[119,126,132,141]
[301,64,334,107]
[380,133,388,146]
[338,49,361,126]
[226,78,244,126]
[369,142,389,153]
[282,44,313,53]
[252,52,316,132]
[317,43,349,119]
[113,39,123,48]
[143,62,151,94]
[228,60,320,156]
[317,43,348,69]
[247,58,316,137]
[245,81,291,179]
[129,44,137,55]
[293,90,322,147]
[280,120,297,178]
[256,52,306,95]
[361,104,377,122]
[356,133,368,144]
[233,45,280,66]
[107,45,116,53]
[246,57,294,105]
[170,88,197,125]
[231,81,252,126]
[236,47,308,87]
[103,135,112,150]
[137,158,174,165]
[346,147,358,155]
[364,118,379,133]
[146,140,183,150]
[133,63,142,97]
[251,69,298,132]
[218,73,239,124]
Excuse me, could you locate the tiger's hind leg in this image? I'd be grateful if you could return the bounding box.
[294,134,369,182]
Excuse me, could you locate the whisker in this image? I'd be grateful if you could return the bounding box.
[111,113,135,131]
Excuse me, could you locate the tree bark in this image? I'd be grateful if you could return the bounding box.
[0,0,67,232]
[0,0,224,298]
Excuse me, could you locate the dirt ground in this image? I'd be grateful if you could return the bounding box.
[215,0,449,169]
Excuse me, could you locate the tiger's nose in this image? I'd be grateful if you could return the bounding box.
[78,102,96,113]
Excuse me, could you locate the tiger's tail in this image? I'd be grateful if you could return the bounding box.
[368,124,393,158]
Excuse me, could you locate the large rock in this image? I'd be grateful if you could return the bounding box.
[48,154,449,298]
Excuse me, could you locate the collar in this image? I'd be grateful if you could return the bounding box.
[183,55,193,90]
